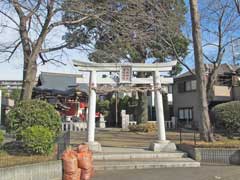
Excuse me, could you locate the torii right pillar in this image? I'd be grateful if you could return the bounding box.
[149,71,176,152]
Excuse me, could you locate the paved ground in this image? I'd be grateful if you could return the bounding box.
[92,165,240,180]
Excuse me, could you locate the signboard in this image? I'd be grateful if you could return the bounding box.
[120,65,132,83]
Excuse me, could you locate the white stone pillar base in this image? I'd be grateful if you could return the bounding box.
[85,141,102,152]
[149,140,176,152]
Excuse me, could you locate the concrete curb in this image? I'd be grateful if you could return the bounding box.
[94,160,200,171]
[93,152,187,160]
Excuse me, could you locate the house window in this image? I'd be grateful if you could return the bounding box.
[185,81,192,91]
[191,80,197,90]
[178,108,193,122]
[178,80,196,93]
[177,82,185,93]
[168,85,173,94]
[185,80,196,91]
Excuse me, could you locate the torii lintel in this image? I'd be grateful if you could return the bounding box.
[73,60,177,72]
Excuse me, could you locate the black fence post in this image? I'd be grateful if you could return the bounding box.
[179,128,182,144]
[194,130,196,146]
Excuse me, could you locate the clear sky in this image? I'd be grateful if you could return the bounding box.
[0,50,89,80]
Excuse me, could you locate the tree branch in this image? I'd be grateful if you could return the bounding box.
[12,0,25,18]
[32,0,55,57]
[203,53,215,64]
[167,34,195,75]
[0,41,21,62]
[234,0,240,15]
[39,52,66,65]
[48,15,92,32]
[26,0,42,19]
[0,10,19,27]
[41,44,68,53]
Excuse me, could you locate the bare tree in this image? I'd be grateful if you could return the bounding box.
[186,0,240,141]
[189,0,215,142]
[200,0,240,99]
[0,0,104,100]
[234,0,240,14]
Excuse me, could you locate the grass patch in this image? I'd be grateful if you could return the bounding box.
[0,141,58,168]
[0,151,56,168]
[180,139,240,148]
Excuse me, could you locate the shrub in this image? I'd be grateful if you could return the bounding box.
[0,131,4,146]
[212,101,240,137]
[22,126,54,155]
[7,100,61,138]
[10,89,21,103]
[129,123,157,133]
[96,99,110,117]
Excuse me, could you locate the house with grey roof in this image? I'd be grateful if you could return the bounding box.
[173,64,240,128]
[35,72,88,93]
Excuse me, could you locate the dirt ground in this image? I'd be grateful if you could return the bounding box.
[69,128,197,147]
[68,128,240,148]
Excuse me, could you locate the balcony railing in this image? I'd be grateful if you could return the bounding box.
[211,85,232,101]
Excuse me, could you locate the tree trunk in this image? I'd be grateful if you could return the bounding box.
[137,91,148,123]
[206,66,219,101]
[162,93,169,120]
[135,71,148,124]
[189,0,215,142]
[20,57,37,100]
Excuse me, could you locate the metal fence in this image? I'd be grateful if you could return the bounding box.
[200,148,239,164]
[178,128,200,145]
[0,160,62,180]
[178,128,240,165]
[57,142,80,160]
[0,132,70,168]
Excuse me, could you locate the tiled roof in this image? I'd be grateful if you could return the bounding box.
[175,64,239,79]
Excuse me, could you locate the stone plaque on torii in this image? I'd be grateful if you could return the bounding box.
[73,60,177,152]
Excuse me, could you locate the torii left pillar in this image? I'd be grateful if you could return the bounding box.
[86,70,102,152]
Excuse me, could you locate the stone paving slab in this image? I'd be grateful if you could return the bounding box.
[94,158,197,163]
[94,159,200,171]
[92,146,200,170]
[93,152,187,160]
[92,165,240,180]
[93,146,187,160]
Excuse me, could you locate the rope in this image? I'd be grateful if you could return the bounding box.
[91,85,166,93]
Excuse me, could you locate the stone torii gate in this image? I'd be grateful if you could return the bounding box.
[73,60,177,152]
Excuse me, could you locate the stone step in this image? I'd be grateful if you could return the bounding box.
[93,158,200,170]
[93,152,187,160]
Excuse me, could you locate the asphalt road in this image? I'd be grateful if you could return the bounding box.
[92,165,240,180]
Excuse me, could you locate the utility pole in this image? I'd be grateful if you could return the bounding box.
[115,91,118,127]
[231,37,240,65]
